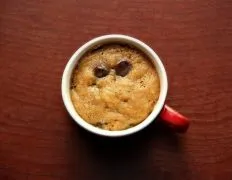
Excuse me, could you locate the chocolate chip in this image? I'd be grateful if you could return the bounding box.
[115,60,132,77]
[128,123,138,128]
[94,122,103,128]
[94,64,109,78]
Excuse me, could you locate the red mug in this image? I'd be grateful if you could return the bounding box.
[62,34,190,137]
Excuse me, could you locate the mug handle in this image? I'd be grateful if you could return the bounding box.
[159,105,190,133]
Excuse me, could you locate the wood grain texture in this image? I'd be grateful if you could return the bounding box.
[0,0,232,179]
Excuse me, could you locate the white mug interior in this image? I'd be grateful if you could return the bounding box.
[61,34,168,137]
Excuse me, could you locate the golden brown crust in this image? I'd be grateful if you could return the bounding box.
[70,44,160,130]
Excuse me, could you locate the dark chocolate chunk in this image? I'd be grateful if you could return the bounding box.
[94,64,109,78]
[94,122,103,128]
[115,60,132,77]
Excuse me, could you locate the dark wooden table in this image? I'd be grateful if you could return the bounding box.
[1,0,232,179]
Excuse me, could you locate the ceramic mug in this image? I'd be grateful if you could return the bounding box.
[62,34,190,137]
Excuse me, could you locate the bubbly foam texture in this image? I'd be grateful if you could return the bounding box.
[70,44,160,130]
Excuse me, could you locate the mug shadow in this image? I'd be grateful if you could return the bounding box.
[66,115,190,180]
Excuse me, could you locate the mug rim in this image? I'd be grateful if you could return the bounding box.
[61,34,168,137]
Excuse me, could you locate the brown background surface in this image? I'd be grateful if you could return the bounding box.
[0,0,232,179]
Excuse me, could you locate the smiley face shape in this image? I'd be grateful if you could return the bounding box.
[70,44,160,130]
